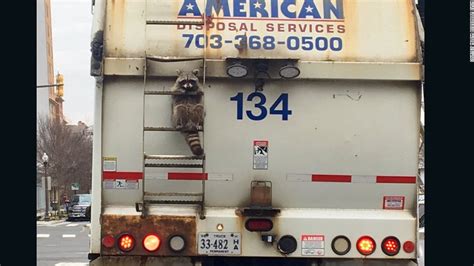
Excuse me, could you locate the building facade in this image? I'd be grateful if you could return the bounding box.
[37,0,65,216]
[37,0,64,122]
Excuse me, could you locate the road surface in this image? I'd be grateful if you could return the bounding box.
[37,220,90,266]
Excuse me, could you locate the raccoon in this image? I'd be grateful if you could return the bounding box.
[171,69,204,156]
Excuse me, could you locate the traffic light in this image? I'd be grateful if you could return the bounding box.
[56,73,64,97]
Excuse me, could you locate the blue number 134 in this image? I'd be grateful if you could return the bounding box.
[230,92,292,121]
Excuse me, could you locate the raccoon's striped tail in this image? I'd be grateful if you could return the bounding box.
[185,131,203,156]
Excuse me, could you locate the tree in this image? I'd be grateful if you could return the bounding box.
[37,115,92,203]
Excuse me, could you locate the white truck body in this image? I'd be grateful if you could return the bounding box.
[89,0,422,265]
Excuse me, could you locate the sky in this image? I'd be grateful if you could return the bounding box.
[51,0,95,125]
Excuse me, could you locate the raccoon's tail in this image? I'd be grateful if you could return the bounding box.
[185,131,203,156]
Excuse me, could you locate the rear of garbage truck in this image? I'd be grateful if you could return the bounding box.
[88,0,423,265]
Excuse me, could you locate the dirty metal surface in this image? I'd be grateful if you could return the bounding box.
[104,0,419,62]
[91,256,194,266]
[101,214,197,256]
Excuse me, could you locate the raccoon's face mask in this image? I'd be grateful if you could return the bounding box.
[179,79,198,91]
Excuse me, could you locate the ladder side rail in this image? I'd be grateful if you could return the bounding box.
[200,0,208,220]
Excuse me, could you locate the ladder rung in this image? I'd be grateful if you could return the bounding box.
[144,199,203,205]
[146,20,204,26]
[145,91,203,96]
[144,127,203,132]
[146,56,204,62]
[145,163,203,168]
[144,192,203,197]
[145,155,204,160]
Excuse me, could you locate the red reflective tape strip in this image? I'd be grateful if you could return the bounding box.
[376,176,416,184]
[103,172,143,180]
[312,174,352,182]
[168,173,208,180]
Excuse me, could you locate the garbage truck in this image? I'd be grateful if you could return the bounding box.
[88,0,423,265]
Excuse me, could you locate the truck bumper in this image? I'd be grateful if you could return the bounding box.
[90,256,194,266]
[90,256,417,266]
[99,206,417,259]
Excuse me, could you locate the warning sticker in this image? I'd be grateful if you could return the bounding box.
[103,157,117,172]
[253,140,268,170]
[114,179,127,189]
[301,235,325,256]
[103,180,139,190]
[383,196,405,210]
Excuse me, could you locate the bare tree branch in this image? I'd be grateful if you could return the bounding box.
[37,115,92,201]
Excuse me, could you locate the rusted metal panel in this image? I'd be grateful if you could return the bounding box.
[101,214,197,256]
[90,256,194,266]
[103,0,419,62]
[101,0,420,62]
[104,0,146,57]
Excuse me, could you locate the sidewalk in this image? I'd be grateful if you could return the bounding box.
[36,219,67,225]
[37,209,68,220]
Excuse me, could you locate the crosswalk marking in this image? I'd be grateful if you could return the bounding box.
[62,234,76,238]
[37,234,50,238]
[37,220,91,227]
[37,221,70,227]
[66,223,79,227]
[53,222,71,226]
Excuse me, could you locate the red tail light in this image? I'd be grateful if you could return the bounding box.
[101,235,115,248]
[143,234,161,252]
[245,219,273,232]
[118,234,135,252]
[356,236,376,256]
[403,240,415,253]
[381,236,400,256]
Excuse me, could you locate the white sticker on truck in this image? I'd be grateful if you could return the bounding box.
[103,180,139,190]
[301,235,325,256]
[114,179,127,189]
[383,196,405,210]
[102,157,117,172]
[253,140,268,170]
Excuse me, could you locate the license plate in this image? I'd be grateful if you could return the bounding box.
[198,232,241,255]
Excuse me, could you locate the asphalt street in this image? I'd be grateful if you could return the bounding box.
[37,220,90,266]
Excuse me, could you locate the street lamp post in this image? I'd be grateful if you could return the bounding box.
[42,153,49,221]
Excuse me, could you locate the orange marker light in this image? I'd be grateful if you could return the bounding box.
[143,234,161,252]
[356,236,376,256]
[118,234,135,252]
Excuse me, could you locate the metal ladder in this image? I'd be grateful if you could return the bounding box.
[138,1,208,219]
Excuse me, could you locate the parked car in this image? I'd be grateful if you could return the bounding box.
[67,194,91,221]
